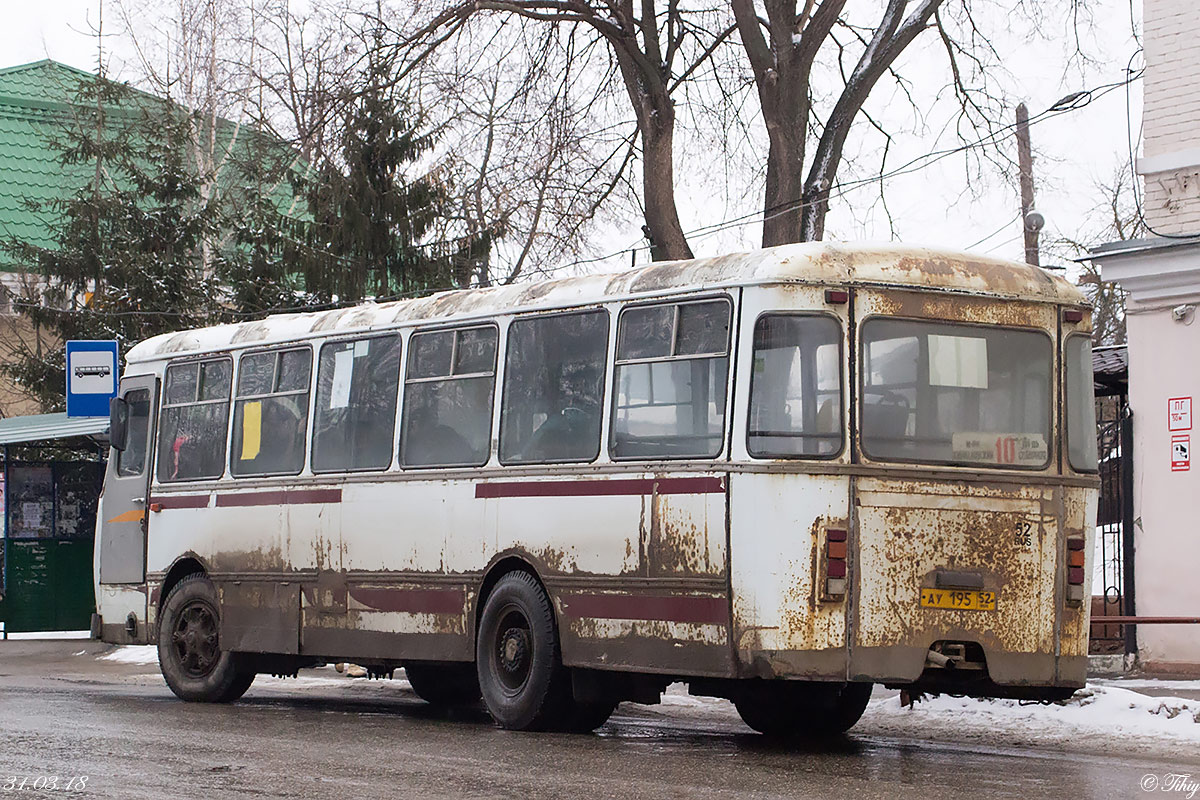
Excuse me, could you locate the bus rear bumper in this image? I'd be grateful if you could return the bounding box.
[740,646,1087,699]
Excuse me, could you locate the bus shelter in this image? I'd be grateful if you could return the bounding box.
[0,413,107,636]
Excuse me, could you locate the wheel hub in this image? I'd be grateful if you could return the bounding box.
[171,600,220,678]
[499,627,530,675]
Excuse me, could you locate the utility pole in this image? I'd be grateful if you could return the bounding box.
[1015,103,1042,267]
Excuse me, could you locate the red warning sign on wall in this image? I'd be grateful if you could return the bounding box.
[1171,434,1191,472]
[1169,397,1192,431]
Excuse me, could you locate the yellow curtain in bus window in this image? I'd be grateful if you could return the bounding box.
[241,400,263,460]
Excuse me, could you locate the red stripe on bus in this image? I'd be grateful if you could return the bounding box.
[150,494,210,510]
[562,593,729,625]
[215,488,343,508]
[475,476,725,499]
[348,586,465,615]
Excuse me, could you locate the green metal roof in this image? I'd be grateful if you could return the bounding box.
[0,412,107,445]
[0,62,103,254]
[0,60,98,103]
[0,60,306,270]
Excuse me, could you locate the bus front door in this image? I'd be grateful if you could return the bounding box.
[99,375,158,585]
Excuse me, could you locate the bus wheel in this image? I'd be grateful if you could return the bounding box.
[734,682,873,737]
[557,700,618,733]
[404,662,482,707]
[476,571,571,730]
[158,574,255,703]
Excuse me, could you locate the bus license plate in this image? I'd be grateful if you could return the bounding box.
[919,588,996,611]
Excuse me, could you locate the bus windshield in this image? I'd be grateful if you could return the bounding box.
[861,318,1052,468]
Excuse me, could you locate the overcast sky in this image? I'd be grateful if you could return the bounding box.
[2,1,1144,277]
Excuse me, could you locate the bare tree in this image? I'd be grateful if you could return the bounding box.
[414,19,637,284]
[1049,163,1143,346]
[732,0,944,244]
[403,1,737,261]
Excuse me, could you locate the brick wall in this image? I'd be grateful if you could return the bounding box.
[1141,0,1200,235]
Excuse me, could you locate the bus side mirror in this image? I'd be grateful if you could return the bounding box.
[109,396,129,452]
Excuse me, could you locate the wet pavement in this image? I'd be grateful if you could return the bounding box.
[1,641,1197,799]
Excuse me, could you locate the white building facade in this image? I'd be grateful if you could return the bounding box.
[1091,0,1200,672]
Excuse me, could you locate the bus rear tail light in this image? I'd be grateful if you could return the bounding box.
[824,529,848,600]
[1065,537,1086,604]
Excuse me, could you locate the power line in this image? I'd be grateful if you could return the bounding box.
[543,70,1143,275]
[9,72,1144,322]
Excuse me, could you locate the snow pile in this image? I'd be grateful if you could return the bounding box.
[862,684,1200,752]
[99,645,159,665]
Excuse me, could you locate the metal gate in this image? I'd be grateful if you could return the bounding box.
[1091,350,1136,656]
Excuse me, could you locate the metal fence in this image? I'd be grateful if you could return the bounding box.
[1091,395,1136,655]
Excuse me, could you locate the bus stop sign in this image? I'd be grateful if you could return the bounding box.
[65,340,120,417]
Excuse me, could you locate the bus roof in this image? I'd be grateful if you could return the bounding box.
[125,242,1086,364]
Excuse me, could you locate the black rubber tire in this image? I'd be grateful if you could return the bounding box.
[157,574,255,703]
[404,662,482,707]
[557,700,618,733]
[475,571,572,730]
[734,681,873,737]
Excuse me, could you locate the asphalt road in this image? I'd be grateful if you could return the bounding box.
[1,641,1195,800]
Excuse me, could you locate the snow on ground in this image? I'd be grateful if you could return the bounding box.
[2,630,91,640]
[98,645,158,665]
[861,685,1200,755]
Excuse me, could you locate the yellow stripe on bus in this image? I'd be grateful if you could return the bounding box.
[106,508,145,524]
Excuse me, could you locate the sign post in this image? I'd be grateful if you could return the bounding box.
[65,340,120,418]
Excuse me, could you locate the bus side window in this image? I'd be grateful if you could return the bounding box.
[157,358,232,482]
[312,335,402,473]
[500,310,608,464]
[611,299,730,460]
[747,315,843,458]
[231,347,312,477]
[400,325,497,468]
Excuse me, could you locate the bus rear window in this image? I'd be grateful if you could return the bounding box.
[861,319,1051,468]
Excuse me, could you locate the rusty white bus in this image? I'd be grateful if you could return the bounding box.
[94,242,1099,736]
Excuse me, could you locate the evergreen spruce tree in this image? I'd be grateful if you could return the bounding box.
[299,30,491,302]
[2,75,224,410]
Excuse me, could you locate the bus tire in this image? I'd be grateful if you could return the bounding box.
[404,662,482,707]
[158,574,255,703]
[475,571,571,730]
[734,681,872,737]
[557,700,618,733]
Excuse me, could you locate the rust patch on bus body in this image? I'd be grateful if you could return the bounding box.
[208,543,290,574]
[854,477,1060,681]
[863,290,1053,330]
[1058,485,1095,659]
[649,492,718,577]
